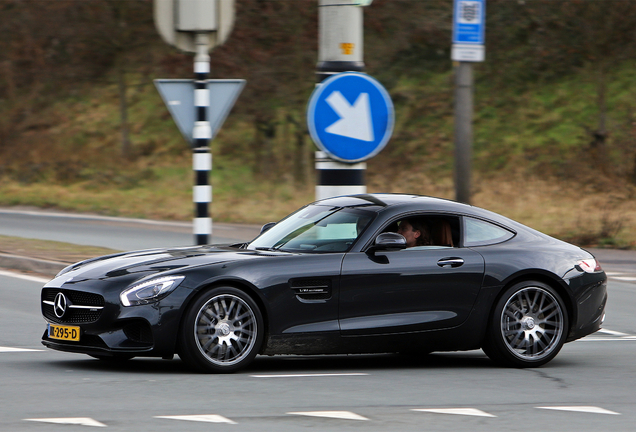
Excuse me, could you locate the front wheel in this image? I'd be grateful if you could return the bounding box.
[483,281,568,368]
[178,287,264,373]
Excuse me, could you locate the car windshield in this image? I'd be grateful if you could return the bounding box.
[247,205,374,253]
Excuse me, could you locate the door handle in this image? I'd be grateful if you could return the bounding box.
[437,257,464,268]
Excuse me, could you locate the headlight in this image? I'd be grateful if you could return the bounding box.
[577,258,603,273]
[120,276,185,307]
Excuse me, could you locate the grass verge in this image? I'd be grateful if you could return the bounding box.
[0,235,120,264]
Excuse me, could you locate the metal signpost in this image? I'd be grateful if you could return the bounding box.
[451,0,485,205]
[452,0,485,62]
[153,0,238,245]
[308,72,393,200]
[312,0,391,201]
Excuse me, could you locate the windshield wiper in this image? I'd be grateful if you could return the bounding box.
[255,246,291,253]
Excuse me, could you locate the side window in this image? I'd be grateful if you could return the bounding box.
[381,215,460,249]
[464,217,515,247]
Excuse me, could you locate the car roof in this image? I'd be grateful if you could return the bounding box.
[313,193,529,232]
[314,193,472,212]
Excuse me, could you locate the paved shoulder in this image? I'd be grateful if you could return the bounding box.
[0,208,260,250]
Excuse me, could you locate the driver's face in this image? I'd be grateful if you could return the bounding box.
[397,221,420,247]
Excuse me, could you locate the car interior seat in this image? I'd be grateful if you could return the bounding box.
[430,219,454,247]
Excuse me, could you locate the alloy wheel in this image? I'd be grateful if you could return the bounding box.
[499,286,565,361]
[194,293,258,367]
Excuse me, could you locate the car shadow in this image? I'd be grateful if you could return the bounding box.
[34,350,495,375]
[246,351,494,373]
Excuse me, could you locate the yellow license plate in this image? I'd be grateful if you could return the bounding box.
[48,324,80,342]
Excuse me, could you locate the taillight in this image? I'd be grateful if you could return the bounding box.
[578,258,602,273]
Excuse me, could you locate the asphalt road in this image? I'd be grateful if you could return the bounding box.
[1,272,636,432]
[2,208,636,431]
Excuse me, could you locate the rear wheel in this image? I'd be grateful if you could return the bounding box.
[483,281,568,368]
[179,287,264,373]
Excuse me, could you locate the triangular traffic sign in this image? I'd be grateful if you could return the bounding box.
[154,79,245,146]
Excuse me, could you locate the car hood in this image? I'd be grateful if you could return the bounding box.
[52,245,287,283]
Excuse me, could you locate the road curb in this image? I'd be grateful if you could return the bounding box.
[0,253,66,277]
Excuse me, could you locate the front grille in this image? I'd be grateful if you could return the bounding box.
[42,288,105,324]
[43,308,102,324]
[42,288,104,306]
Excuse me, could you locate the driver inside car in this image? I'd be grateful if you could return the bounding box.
[396,218,432,248]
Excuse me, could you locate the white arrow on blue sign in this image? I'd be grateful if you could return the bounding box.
[307,73,394,163]
[154,79,245,145]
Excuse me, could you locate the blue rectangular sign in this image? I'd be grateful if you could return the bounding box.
[452,0,485,45]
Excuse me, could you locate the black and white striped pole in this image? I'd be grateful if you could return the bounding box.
[314,0,368,200]
[193,33,212,245]
[153,0,239,245]
[315,151,366,200]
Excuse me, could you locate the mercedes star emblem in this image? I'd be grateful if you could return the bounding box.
[54,292,68,319]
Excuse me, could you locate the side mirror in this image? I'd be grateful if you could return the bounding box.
[368,232,407,253]
[260,222,276,235]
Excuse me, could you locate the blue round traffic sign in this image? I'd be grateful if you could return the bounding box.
[307,72,394,163]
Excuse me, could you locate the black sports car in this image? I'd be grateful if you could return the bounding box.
[41,194,607,372]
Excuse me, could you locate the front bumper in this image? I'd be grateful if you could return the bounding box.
[40,281,193,358]
[41,318,155,357]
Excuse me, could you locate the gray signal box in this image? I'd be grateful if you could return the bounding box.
[175,0,218,31]
[154,0,235,53]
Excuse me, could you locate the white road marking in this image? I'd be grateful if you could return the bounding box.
[597,329,629,336]
[155,415,236,424]
[0,270,49,284]
[251,373,368,378]
[24,417,107,427]
[0,346,43,353]
[606,272,636,282]
[412,408,496,418]
[288,411,369,421]
[536,406,620,415]
[579,328,636,342]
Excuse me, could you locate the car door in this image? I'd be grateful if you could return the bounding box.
[338,216,485,336]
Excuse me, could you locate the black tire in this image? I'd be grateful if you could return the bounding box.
[483,281,568,368]
[178,286,264,373]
